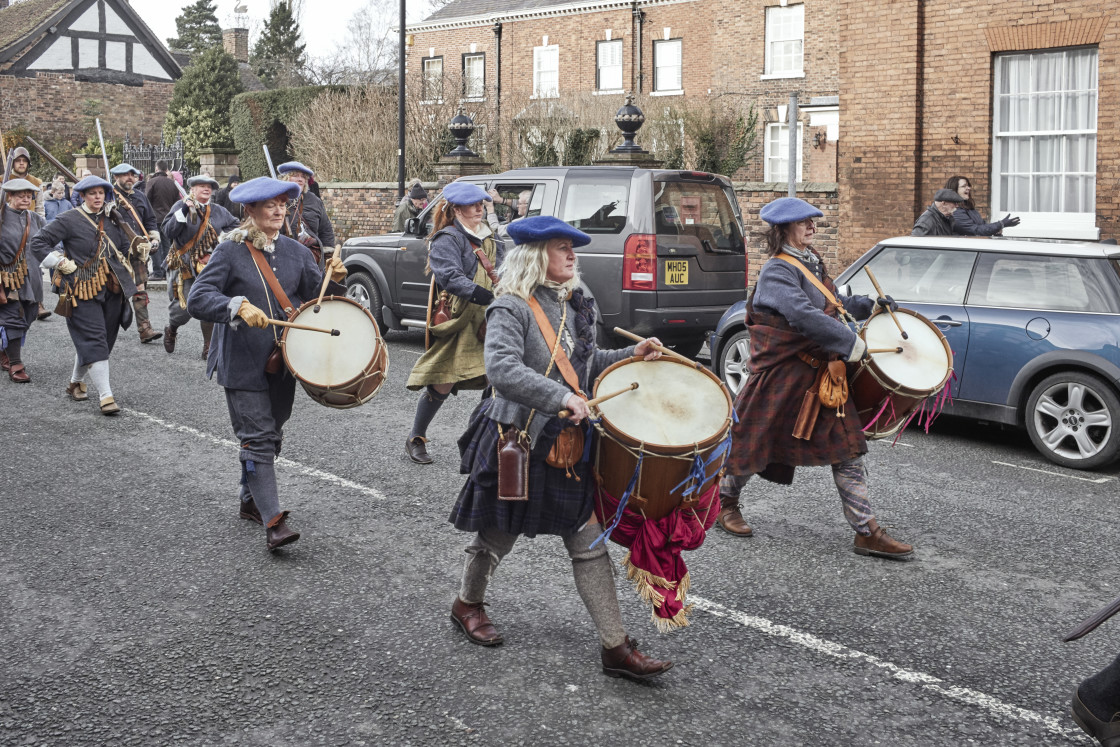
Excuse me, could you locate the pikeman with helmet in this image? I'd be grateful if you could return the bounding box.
[0,178,47,383]
[276,161,335,267]
[161,174,239,359]
[109,163,162,344]
[31,175,136,415]
[4,147,44,215]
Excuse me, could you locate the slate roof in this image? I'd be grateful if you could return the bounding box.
[423,0,576,23]
[0,0,73,61]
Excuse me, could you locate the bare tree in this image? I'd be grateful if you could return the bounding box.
[305,0,397,85]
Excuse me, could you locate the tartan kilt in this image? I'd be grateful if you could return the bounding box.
[450,397,595,538]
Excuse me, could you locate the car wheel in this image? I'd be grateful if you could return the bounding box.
[717,329,751,396]
[1025,371,1120,470]
[671,338,705,360]
[345,272,384,333]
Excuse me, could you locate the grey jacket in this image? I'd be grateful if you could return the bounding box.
[484,286,634,445]
[911,204,955,236]
[428,222,506,300]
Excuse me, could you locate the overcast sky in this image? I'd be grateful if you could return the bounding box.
[129,0,427,58]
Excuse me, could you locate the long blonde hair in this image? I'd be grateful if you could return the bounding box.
[495,241,581,301]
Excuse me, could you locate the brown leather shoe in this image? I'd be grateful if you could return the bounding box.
[66,381,89,401]
[163,325,177,353]
[8,363,30,383]
[138,321,163,343]
[854,519,913,559]
[266,511,300,551]
[1073,688,1120,747]
[405,436,433,464]
[239,498,263,526]
[200,321,213,360]
[716,505,753,537]
[99,396,121,416]
[601,635,673,681]
[450,597,503,646]
[37,303,51,321]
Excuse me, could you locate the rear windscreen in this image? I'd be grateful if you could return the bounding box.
[653,181,745,254]
[559,179,629,234]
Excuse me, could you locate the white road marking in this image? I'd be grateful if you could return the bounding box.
[690,596,1085,742]
[125,408,386,501]
[872,439,914,448]
[992,460,1114,484]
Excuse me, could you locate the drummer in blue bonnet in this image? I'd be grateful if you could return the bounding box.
[716,196,913,559]
[448,215,673,682]
[276,161,335,267]
[186,177,348,552]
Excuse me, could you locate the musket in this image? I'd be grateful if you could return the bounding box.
[94,118,144,252]
[263,144,277,179]
[95,119,113,200]
[25,136,79,182]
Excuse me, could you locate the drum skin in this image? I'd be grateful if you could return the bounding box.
[850,308,953,439]
[281,295,389,409]
[594,356,732,520]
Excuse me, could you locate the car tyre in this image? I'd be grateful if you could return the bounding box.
[671,338,705,361]
[345,272,384,334]
[1025,371,1120,470]
[717,329,751,396]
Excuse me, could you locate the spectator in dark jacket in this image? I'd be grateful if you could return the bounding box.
[213,174,244,220]
[944,175,1020,236]
[45,179,73,221]
[912,188,964,237]
[145,161,182,281]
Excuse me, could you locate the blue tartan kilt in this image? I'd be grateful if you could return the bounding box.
[450,397,595,538]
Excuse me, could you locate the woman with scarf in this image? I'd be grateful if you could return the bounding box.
[716,197,914,559]
[447,215,672,681]
[186,177,348,552]
[404,182,504,465]
[32,175,136,415]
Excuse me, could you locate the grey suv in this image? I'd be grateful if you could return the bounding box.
[339,166,747,356]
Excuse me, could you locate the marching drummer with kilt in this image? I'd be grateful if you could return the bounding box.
[404,181,504,465]
[31,175,136,415]
[448,215,674,682]
[717,197,914,559]
[186,177,347,552]
[0,179,47,383]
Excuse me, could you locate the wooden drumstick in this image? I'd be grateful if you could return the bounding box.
[266,318,341,336]
[557,382,639,419]
[867,347,904,354]
[863,266,908,340]
[314,249,343,312]
[612,327,696,366]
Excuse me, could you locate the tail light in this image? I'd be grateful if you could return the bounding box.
[623,233,656,291]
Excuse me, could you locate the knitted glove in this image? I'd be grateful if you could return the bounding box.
[469,285,494,306]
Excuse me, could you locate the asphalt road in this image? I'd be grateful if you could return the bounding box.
[2,283,1118,746]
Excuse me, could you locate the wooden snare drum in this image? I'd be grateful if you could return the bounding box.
[281,295,389,409]
[593,356,733,520]
[850,308,953,439]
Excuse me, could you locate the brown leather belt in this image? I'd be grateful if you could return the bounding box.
[797,352,822,369]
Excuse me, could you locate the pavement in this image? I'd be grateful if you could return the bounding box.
[1,283,1117,745]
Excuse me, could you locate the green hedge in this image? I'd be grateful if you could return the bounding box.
[230,86,348,177]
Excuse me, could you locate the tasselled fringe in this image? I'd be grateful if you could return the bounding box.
[621,551,694,631]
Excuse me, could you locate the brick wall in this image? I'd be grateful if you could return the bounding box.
[319,182,439,242]
[0,72,174,143]
[735,182,840,285]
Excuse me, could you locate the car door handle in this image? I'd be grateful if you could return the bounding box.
[933,318,963,327]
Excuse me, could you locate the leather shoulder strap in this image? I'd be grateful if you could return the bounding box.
[527,295,585,396]
[474,245,500,285]
[246,240,296,316]
[774,253,845,312]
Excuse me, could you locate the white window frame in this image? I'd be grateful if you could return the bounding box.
[462,52,485,101]
[421,56,443,103]
[596,39,623,92]
[764,122,804,183]
[652,38,682,96]
[533,44,559,99]
[762,4,804,79]
[991,47,1099,239]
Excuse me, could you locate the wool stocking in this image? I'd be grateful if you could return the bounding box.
[71,353,90,383]
[409,387,449,440]
[832,457,874,535]
[243,460,281,526]
[87,360,112,400]
[4,336,22,365]
[565,524,626,649]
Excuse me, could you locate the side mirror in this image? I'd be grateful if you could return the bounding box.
[836,283,852,297]
[405,217,422,236]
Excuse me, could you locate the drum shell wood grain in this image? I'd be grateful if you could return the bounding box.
[593,356,732,521]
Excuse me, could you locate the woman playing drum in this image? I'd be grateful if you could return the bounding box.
[186,177,347,552]
[405,181,504,465]
[718,197,914,559]
[449,216,673,681]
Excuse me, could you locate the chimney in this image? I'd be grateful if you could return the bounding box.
[223,28,249,64]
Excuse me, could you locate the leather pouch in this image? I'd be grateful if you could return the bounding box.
[265,343,284,374]
[431,290,452,327]
[106,271,122,295]
[497,424,530,501]
[819,359,849,414]
[793,365,827,441]
[546,426,584,472]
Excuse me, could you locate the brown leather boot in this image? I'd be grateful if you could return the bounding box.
[8,363,30,383]
[601,636,673,681]
[200,321,214,360]
[265,511,300,551]
[163,325,177,353]
[854,519,913,559]
[0,349,9,371]
[37,303,52,321]
[134,293,162,343]
[450,597,503,646]
[716,504,753,537]
[239,498,263,525]
[66,381,88,401]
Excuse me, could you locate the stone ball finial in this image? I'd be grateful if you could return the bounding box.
[611,92,647,154]
[448,106,478,158]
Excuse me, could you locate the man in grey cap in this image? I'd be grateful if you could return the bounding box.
[911,188,964,237]
[110,163,162,344]
[0,178,47,382]
[392,181,428,232]
[160,174,239,358]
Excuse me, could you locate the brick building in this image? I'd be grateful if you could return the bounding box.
[0,0,181,143]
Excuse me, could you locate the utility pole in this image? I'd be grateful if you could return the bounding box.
[397,0,406,197]
[787,92,798,198]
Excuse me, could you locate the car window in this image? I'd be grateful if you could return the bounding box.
[966,253,1120,312]
[847,247,977,304]
[559,178,629,234]
[653,180,745,255]
[490,184,540,224]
